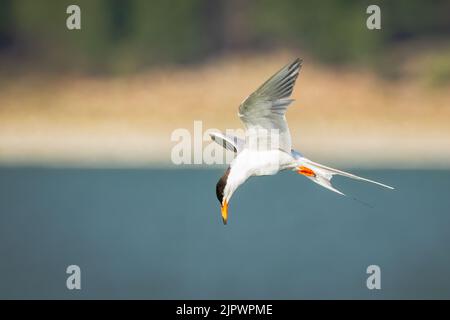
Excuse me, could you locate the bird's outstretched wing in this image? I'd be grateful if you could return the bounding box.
[238,58,302,152]
[209,131,245,153]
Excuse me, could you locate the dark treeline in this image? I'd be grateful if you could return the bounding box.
[0,0,449,73]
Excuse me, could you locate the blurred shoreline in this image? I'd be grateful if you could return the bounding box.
[1,52,449,168]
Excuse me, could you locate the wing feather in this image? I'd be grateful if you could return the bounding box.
[209,132,245,153]
[238,58,302,152]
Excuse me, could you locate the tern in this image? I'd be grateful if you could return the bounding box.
[210,58,394,224]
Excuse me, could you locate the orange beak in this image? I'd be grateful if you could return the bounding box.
[221,200,228,225]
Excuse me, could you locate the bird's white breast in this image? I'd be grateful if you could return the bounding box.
[231,149,295,179]
[222,149,296,203]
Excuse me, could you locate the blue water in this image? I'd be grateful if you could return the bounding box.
[0,168,449,299]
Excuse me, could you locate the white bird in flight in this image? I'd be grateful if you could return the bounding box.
[210,58,394,224]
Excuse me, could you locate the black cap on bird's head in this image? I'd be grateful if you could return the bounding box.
[216,167,230,224]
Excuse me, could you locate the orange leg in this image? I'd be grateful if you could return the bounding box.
[297,166,316,177]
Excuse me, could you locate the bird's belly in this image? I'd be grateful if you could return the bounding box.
[236,150,293,177]
[253,165,279,176]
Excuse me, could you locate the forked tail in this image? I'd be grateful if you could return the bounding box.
[295,157,394,196]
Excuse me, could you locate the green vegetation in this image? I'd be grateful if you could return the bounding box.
[0,0,449,73]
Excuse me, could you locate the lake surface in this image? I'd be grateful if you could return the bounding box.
[0,168,449,299]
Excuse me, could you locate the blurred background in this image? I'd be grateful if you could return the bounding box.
[0,0,450,299]
[0,0,449,166]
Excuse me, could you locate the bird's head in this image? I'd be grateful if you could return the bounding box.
[215,167,234,225]
[216,166,249,225]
